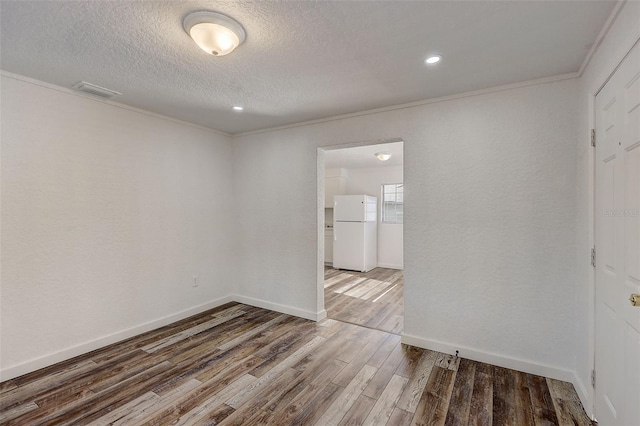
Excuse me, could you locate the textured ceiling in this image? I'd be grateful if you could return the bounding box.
[0,1,616,134]
[325,142,403,170]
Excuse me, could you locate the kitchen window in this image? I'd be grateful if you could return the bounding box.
[381,183,403,223]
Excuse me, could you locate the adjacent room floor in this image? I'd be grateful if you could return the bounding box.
[0,303,591,425]
[324,266,404,334]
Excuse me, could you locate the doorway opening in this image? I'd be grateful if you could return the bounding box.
[317,139,404,334]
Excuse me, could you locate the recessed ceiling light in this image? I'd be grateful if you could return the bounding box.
[425,55,442,65]
[183,11,246,56]
[232,106,244,111]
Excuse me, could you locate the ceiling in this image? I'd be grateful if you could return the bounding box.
[0,1,616,135]
[325,142,403,170]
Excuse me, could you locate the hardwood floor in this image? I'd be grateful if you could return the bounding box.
[325,266,404,334]
[0,303,592,425]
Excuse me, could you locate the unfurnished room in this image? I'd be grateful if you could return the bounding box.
[1,1,639,425]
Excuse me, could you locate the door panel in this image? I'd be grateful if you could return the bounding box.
[625,146,639,282]
[626,143,640,336]
[624,325,640,422]
[595,40,640,426]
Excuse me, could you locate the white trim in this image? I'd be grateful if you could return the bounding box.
[583,93,599,425]
[232,294,327,322]
[573,370,591,417]
[322,138,404,152]
[377,263,403,270]
[594,36,640,97]
[401,333,575,383]
[0,295,236,381]
[235,73,578,137]
[577,1,626,77]
[317,138,405,334]
[2,69,578,140]
[0,70,231,137]
[586,99,597,419]
[0,294,328,382]
[318,148,328,317]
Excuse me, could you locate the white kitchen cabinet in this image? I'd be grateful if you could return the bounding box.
[324,172,346,207]
[324,230,333,264]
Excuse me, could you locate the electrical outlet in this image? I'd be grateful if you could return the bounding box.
[192,276,199,287]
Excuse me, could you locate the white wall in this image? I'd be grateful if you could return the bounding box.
[232,134,321,318]
[344,166,403,269]
[0,74,236,379]
[575,1,640,414]
[233,77,579,380]
[6,12,628,389]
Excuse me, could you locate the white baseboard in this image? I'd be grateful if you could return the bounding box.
[231,294,327,321]
[377,263,403,270]
[572,371,592,419]
[2,295,338,382]
[401,333,575,383]
[0,295,235,381]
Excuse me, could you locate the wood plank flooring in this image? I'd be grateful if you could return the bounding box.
[325,266,404,334]
[0,303,592,425]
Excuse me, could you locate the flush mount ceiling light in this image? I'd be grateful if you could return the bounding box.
[425,54,442,65]
[375,152,392,162]
[232,106,244,111]
[183,11,246,56]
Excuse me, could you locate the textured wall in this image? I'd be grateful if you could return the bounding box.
[1,76,235,376]
[402,84,578,373]
[1,71,584,382]
[575,1,640,411]
[233,78,579,374]
[344,165,403,269]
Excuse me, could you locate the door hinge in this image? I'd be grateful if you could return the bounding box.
[591,129,596,147]
[591,247,596,267]
[591,369,596,388]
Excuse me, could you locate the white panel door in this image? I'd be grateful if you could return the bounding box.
[334,195,366,222]
[333,221,365,271]
[594,40,640,426]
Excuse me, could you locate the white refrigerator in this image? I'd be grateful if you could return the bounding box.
[333,195,377,272]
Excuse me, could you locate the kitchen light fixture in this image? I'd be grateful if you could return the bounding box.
[375,152,392,161]
[183,11,246,56]
[232,106,244,111]
[425,55,442,65]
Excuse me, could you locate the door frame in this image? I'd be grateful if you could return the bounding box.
[589,35,640,420]
[316,137,404,317]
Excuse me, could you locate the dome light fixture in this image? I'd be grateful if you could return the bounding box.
[375,152,392,162]
[183,11,246,56]
[425,54,442,65]
[232,106,244,111]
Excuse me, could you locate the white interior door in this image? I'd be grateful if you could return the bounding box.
[594,40,640,426]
